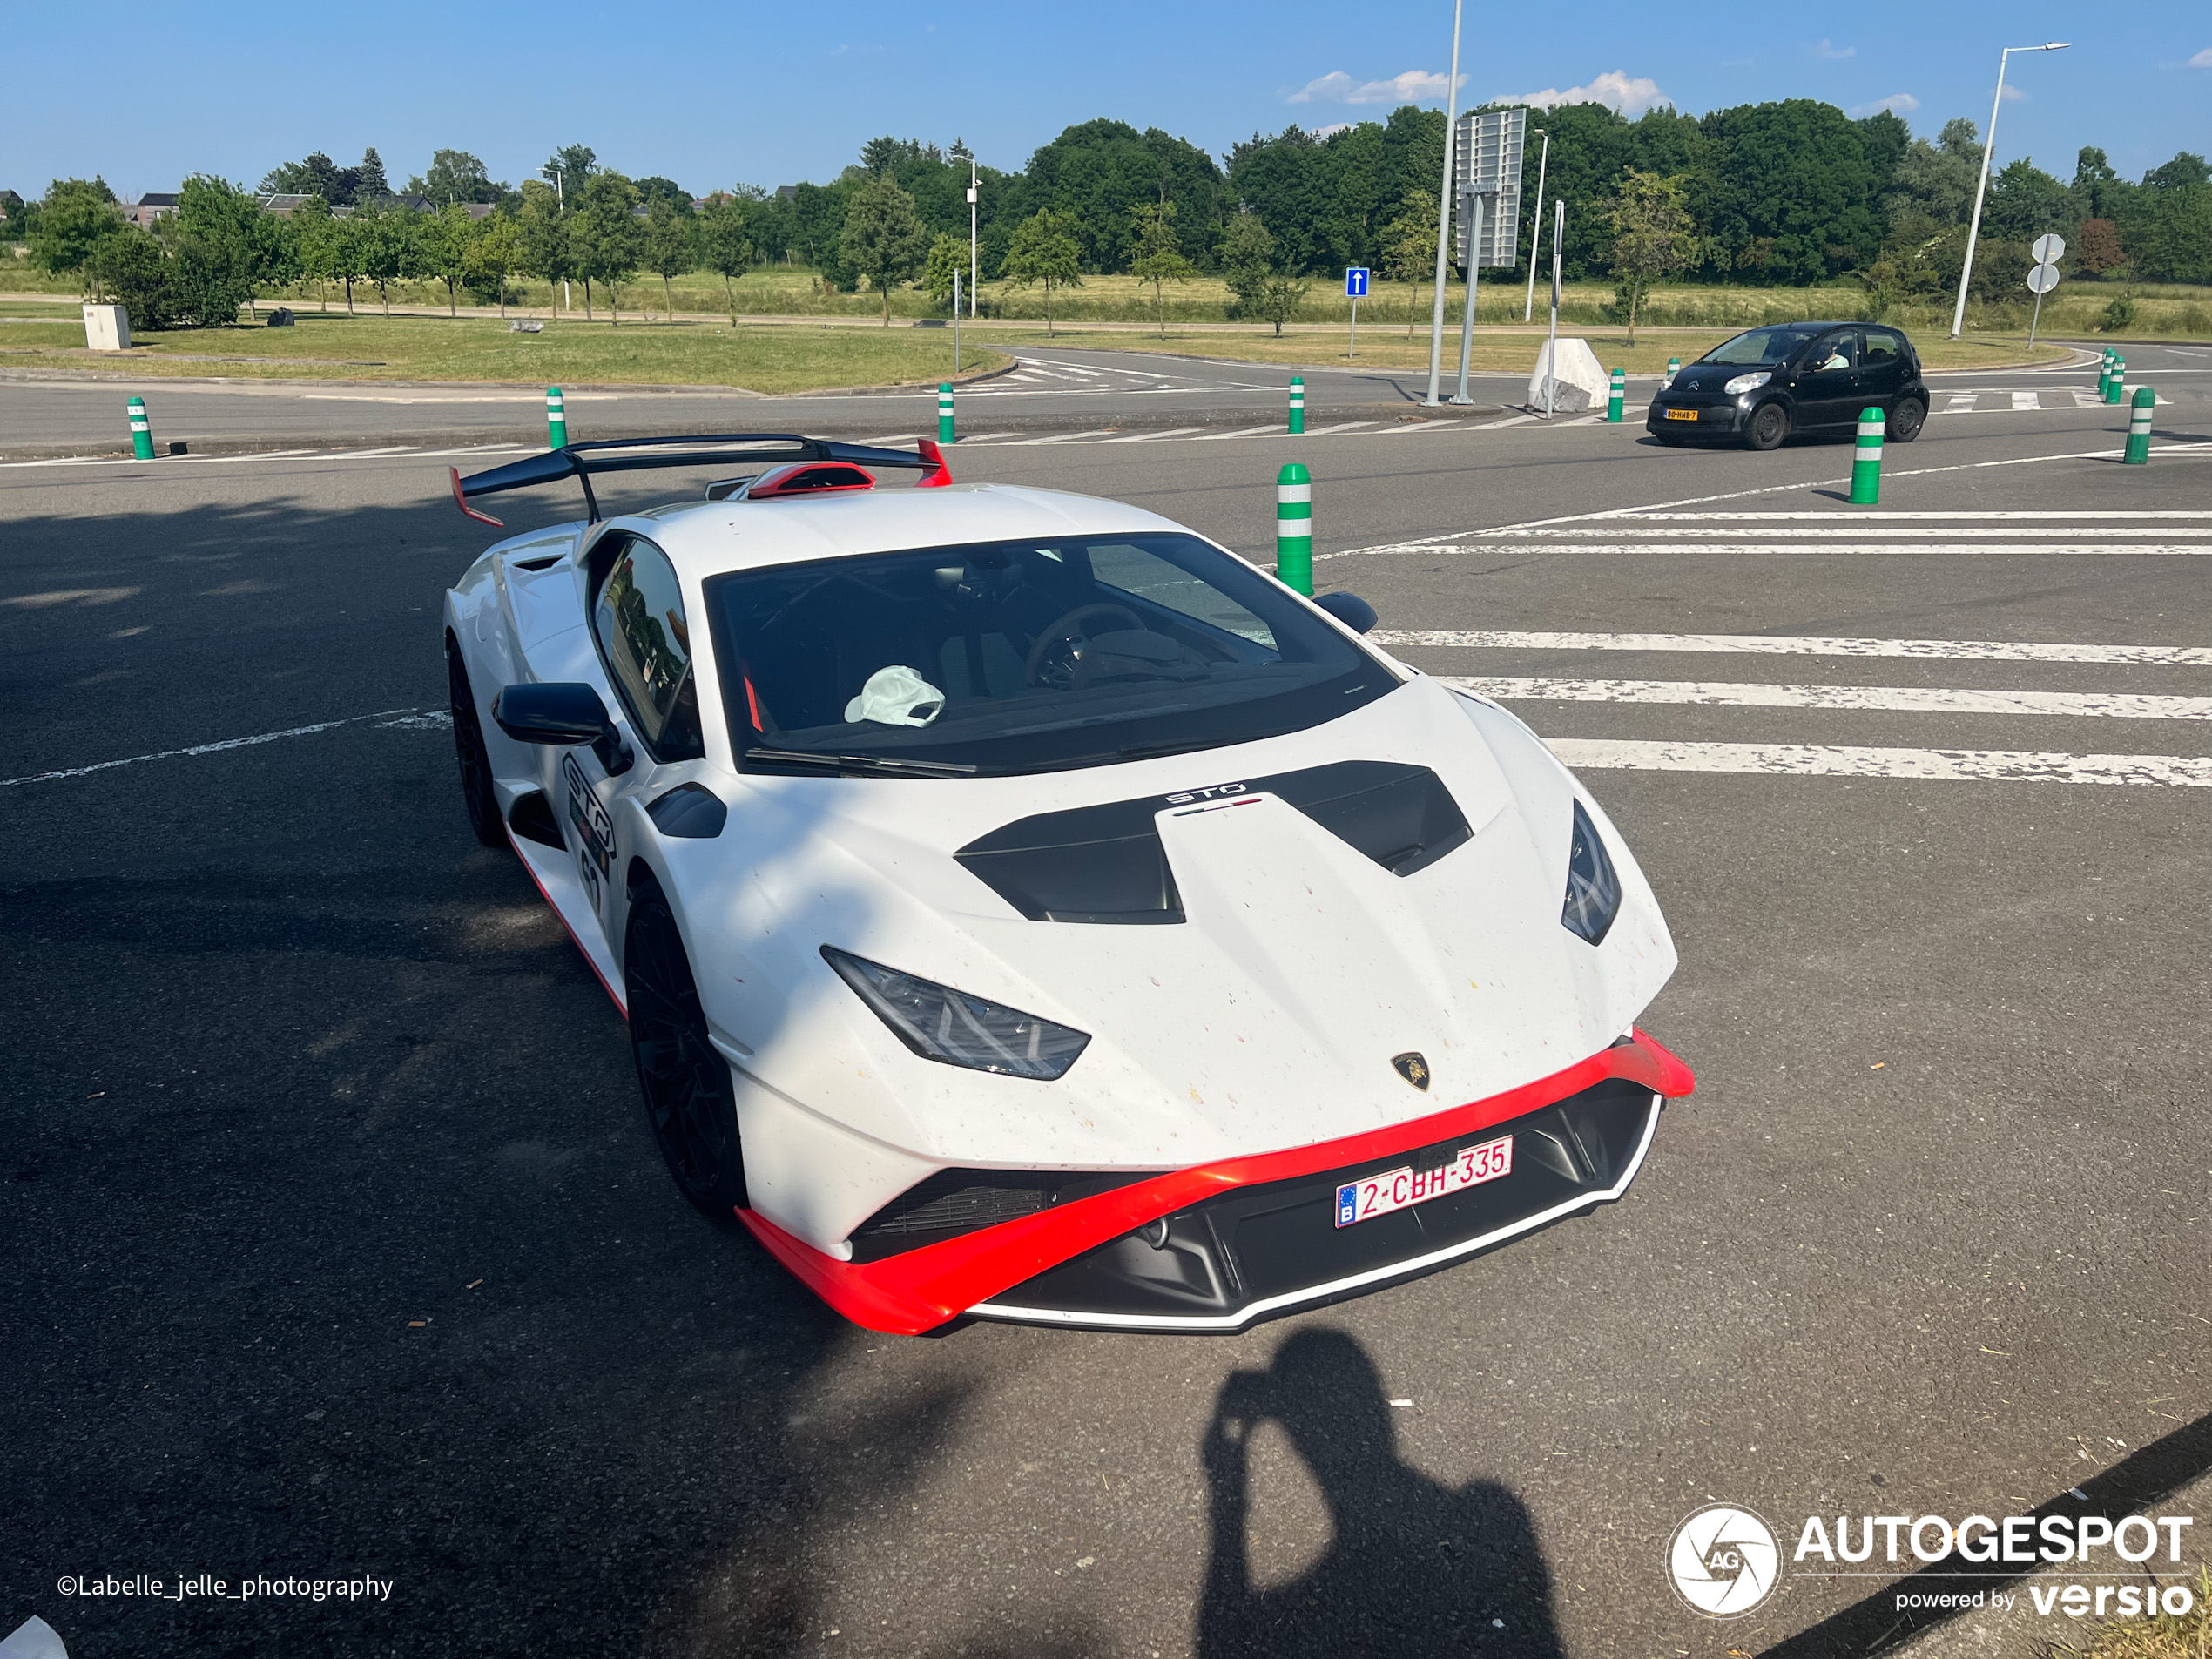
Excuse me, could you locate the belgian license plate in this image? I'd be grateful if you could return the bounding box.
[1336,1136,1514,1228]
[1664,408,1699,421]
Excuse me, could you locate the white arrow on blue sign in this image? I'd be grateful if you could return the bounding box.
[1345,267,1370,298]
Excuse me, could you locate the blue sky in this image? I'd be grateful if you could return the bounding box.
[6,2,2206,202]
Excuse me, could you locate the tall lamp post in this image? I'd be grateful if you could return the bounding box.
[1422,0,1466,407]
[1950,41,2069,339]
[541,165,570,314]
[965,154,980,320]
[1521,127,1548,322]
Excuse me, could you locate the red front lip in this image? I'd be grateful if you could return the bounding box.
[738,1028,1695,1335]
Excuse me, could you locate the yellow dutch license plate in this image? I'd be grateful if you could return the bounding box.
[1664,408,1699,421]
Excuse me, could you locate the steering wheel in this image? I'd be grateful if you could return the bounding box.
[1024,603,1143,689]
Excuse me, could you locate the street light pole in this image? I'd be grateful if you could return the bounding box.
[966,156,979,320]
[1422,0,1465,407]
[1950,41,2069,339]
[543,165,570,314]
[1521,128,1548,322]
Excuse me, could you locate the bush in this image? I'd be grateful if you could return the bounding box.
[89,230,178,330]
[2101,296,2137,331]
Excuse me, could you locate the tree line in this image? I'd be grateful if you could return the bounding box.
[9,105,2206,334]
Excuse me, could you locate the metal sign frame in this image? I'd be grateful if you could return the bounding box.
[1453,107,1527,269]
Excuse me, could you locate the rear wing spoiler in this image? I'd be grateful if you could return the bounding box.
[448,433,951,527]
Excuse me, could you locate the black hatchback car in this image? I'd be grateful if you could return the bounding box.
[1646,321,1929,450]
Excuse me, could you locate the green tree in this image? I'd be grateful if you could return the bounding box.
[840,175,932,324]
[515,179,571,315]
[1001,207,1083,334]
[1219,212,1275,318]
[639,197,696,320]
[695,192,757,322]
[1378,188,1438,336]
[568,171,642,322]
[29,179,123,296]
[88,229,176,329]
[1128,201,1196,335]
[351,200,413,315]
[172,175,269,324]
[288,196,341,311]
[542,145,597,185]
[421,203,477,314]
[407,149,508,206]
[463,212,520,315]
[921,233,968,307]
[1606,170,1696,342]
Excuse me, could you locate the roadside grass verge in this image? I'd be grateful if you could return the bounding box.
[2047,1569,2212,1658]
[0,311,1008,392]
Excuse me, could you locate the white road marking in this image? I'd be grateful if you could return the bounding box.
[1001,428,1120,445]
[1097,427,1206,442]
[1376,630,2212,665]
[1380,420,1464,435]
[1543,738,2212,788]
[1447,677,2212,720]
[1469,525,2209,539]
[1334,542,2212,558]
[1473,415,1539,429]
[1194,423,1290,440]
[3,707,435,788]
[1297,421,1378,435]
[2012,391,2041,410]
[1592,511,2212,521]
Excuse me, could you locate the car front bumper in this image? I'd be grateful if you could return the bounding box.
[736,1028,1696,1334]
[1647,398,1749,435]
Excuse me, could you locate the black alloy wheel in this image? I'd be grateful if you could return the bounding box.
[625,880,748,1216]
[1886,398,1926,443]
[447,637,505,849]
[1744,402,1791,451]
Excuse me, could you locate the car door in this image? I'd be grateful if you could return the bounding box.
[1858,327,1908,412]
[1791,329,1862,431]
[564,531,707,953]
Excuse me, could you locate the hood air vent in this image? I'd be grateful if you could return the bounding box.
[956,760,1469,925]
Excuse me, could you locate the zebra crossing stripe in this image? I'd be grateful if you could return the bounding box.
[1443,677,2212,720]
[1373,630,2212,665]
[1541,739,2212,788]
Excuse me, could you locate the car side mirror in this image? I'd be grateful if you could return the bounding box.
[1313,590,1379,634]
[493,683,633,774]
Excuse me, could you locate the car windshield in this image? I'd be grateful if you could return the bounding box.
[1698,326,1825,367]
[703,532,1399,777]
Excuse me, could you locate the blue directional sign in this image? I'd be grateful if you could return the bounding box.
[1345,267,1370,298]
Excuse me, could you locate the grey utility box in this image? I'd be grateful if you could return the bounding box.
[83,303,132,351]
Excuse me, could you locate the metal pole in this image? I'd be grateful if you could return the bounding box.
[1423,0,1466,407]
[1543,199,1562,417]
[953,273,962,373]
[1451,193,1481,403]
[2028,279,2046,347]
[1522,131,1548,323]
[968,160,979,320]
[1951,44,2067,340]
[1349,291,1358,358]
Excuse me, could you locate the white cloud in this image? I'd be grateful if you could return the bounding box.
[1287,69,1464,105]
[2000,82,2027,101]
[2189,47,2212,68]
[1850,92,1921,118]
[1497,70,1672,116]
[1812,39,1856,60]
[1308,122,1355,139]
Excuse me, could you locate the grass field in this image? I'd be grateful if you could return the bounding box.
[0,305,1008,392]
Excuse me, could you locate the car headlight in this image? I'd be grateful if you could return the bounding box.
[821,946,1090,1080]
[1561,800,1622,946]
[1723,371,1771,395]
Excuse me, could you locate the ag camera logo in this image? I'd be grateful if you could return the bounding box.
[1669,1503,1781,1617]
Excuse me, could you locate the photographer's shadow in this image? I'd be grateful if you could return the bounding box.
[1197,1328,1563,1657]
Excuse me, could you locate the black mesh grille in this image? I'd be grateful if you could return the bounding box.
[850,1168,1155,1262]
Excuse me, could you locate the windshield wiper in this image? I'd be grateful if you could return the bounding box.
[745,747,977,777]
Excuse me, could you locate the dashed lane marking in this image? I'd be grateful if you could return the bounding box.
[3,708,438,788]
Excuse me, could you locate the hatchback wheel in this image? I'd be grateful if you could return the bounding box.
[626,880,748,1216]
[1886,398,1926,443]
[1744,402,1790,451]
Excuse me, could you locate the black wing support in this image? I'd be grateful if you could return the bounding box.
[448,433,951,526]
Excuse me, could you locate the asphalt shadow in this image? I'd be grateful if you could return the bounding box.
[1196,1328,1561,1657]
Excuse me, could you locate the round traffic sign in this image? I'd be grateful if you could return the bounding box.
[2032,233,2067,264]
[2027,263,2061,294]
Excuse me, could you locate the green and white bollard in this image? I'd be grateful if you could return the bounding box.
[1606,368,1625,422]
[2105,358,2126,406]
[1849,406,1884,504]
[2097,348,2114,400]
[1664,357,1681,386]
[545,386,569,448]
[127,395,154,461]
[2124,385,2155,464]
[937,382,955,444]
[1287,375,1305,435]
[1275,462,1312,594]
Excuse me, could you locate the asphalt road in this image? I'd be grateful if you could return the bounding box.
[3,347,2209,1659]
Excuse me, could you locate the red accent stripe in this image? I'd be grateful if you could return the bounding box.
[915,435,951,487]
[450,465,504,527]
[737,1028,1694,1335]
[505,825,628,1019]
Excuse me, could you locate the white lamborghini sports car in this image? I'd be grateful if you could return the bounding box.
[442,434,1694,1334]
